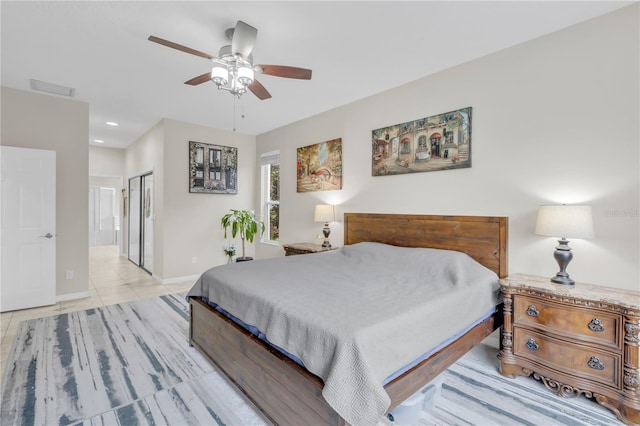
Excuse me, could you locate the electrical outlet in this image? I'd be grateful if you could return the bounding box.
[66,270,74,279]
[192,257,197,264]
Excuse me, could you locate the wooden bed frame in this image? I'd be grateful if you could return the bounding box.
[190,213,508,425]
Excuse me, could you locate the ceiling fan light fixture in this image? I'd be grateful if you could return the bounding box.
[212,59,254,97]
[211,66,229,86]
[237,66,254,86]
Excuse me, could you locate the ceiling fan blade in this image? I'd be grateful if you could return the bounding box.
[231,21,257,57]
[184,72,212,86]
[257,65,312,80]
[248,79,272,100]
[148,35,215,60]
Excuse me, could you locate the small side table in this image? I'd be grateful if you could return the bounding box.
[282,243,335,256]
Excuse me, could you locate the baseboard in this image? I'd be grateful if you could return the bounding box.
[156,274,200,285]
[56,290,92,303]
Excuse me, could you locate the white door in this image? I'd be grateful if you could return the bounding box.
[99,187,115,245]
[1,146,56,312]
[89,186,115,246]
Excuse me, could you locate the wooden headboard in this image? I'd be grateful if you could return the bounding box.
[343,213,508,278]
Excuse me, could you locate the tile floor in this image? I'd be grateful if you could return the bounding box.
[0,245,196,381]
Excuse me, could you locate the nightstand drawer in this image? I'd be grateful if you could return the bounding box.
[513,328,621,389]
[513,296,621,350]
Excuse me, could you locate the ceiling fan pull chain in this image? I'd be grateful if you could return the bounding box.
[233,97,237,132]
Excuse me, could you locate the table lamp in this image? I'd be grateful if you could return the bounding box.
[314,204,336,248]
[535,204,594,285]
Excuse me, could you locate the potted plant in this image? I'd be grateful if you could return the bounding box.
[220,209,265,262]
[223,243,236,264]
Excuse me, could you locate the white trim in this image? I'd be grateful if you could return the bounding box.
[89,173,124,181]
[56,291,92,303]
[155,274,200,285]
[260,150,280,165]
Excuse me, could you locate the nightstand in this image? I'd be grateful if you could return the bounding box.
[282,243,335,256]
[498,273,640,425]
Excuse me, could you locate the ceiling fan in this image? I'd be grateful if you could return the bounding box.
[149,20,312,100]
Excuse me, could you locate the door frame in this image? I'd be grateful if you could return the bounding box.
[89,174,124,256]
[127,171,153,274]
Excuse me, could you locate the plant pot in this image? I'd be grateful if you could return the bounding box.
[236,257,253,262]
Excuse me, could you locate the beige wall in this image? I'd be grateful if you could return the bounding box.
[162,119,256,280]
[256,5,640,291]
[89,145,125,178]
[1,87,90,298]
[124,118,256,282]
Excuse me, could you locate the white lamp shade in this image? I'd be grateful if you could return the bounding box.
[535,205,594,239]
[314,204,335,223]
[237,66,254,85]
[211,66,228,85]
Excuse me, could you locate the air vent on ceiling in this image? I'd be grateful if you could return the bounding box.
[29,79,75,97]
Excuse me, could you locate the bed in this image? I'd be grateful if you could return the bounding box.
[188,213,508,425]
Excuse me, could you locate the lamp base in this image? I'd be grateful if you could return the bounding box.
[550,237,575,286]
[551,273,575,285]
[322,222,331,248]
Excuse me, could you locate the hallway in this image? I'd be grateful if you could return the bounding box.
[89,245,170,305]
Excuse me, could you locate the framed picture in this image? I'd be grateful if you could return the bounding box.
[297,138,342,192]
[189,141,237,194]
[371,107,472,176]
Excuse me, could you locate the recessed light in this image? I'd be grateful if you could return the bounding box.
[94,139,104,144]
[106,121,119,126]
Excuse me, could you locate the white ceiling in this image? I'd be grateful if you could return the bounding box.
[1,1,633,149]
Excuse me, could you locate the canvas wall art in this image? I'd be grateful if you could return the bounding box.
[372,107,472,176]
[297,138,342,192]
[189,141,238,194]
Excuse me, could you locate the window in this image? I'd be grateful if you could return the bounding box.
[260,150,280,243]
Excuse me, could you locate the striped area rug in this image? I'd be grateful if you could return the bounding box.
[1,294,621,425]
[418,351,621,425]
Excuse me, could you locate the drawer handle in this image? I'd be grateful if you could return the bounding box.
[587,356,605,370]
[526,338,539,351]
[588,318,604,332]
[526,305,540,317]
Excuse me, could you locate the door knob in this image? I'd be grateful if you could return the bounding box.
[39,233,54,239]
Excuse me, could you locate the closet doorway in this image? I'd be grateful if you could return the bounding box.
[128,172,153,274]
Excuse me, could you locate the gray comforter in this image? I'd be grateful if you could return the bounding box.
[187,242,500,425]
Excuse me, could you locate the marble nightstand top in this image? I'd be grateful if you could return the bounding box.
[500,273,640,312]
